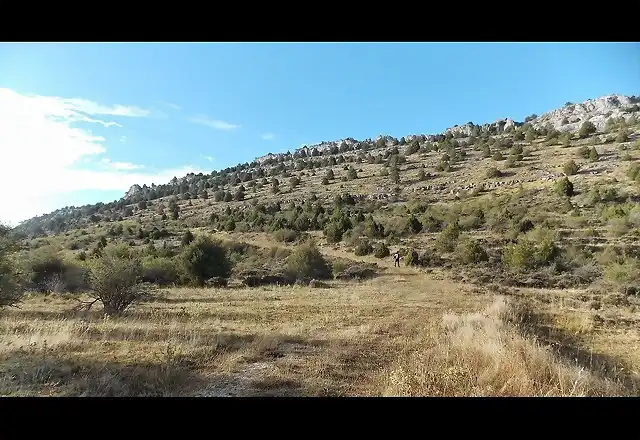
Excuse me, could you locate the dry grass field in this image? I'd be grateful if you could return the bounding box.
[2,244,637,397]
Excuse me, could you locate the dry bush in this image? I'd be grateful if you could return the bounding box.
[85,245,151,316]
[381,297,628,397]
[0,224,23,308]
[0,256,22,308]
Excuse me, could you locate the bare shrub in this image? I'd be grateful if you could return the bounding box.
[85,245,151,316]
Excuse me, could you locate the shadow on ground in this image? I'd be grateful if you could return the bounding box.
[0,352,206,397]
[512,302,640,391]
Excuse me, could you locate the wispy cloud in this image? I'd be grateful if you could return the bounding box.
[101,158,144,171]
[0,87,203,225]
[157,101,181,111]
[188,114,241,131]
[261,132,276,141]
[202,155,215,162]
[53,95,151,119]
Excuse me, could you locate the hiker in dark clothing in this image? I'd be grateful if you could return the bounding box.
[393,251,401,267]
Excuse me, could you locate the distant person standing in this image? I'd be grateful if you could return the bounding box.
[393,251,400,267]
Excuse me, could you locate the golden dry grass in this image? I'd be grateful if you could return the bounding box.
[379,297,632,396]
[2,267,637,397]
[0,270,490,397]
[511,286,640,380]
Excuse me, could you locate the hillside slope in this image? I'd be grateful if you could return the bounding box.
[13,94,640,236]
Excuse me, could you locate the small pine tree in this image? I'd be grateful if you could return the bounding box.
[555,177,574,197]
[578,120,597,138]
[373,242,390,258]
[616,130,629,143]
[406,215,423,234]
[486,167,502,178]
[390,165,400,184]
[525,129,536,142]
[181,230,195,246]
[563,160,579,176]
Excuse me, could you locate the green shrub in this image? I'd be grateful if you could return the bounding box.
[555,177,574,197]
[616,130,629,143]
[0,225,23,308]
[457,238,488,264]
[354,239,374,256]
[404,248,420,266]
[373,242,390,258]
[324,221,347,244]
[502,239,536,272]
[563,160,579,176]
[273,228,299,243]
[603,258,640,288]
[141,256,180,286]
[534,234,559,265]
[23,246,66,293]
[578,120,596,138]
[181,236,231,286]
[405,215,423,234]
[577,145,590,159]
[181,230,195,246]
[286,242,331,280]
[21,246,90,294]
[435,222,460,252]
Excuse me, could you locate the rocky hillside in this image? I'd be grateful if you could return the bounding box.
[12,93,640,238]
[532,95,640,133]
[259,94,639,161]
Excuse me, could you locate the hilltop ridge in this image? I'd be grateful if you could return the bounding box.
[254,94,639,165]
[12,92,640,237]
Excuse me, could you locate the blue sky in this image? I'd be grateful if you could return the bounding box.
[0,42,638,224]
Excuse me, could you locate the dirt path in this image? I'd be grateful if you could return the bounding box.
[210,230,424,277]
[183,230,487,397]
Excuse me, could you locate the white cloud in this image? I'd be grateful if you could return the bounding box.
[188,115,241,131]
[158,101,181,111]
[261,133,276,140]
[0,88,203,226]
[202,155,215,162]
[100,158,144,171]
[120,135,127,144]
